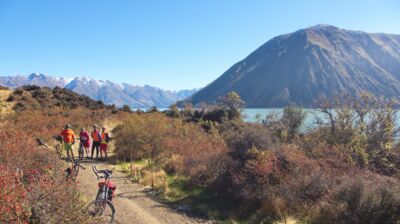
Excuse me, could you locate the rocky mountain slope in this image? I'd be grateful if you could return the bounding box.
[0,73,197,108]
[189,25,400,107]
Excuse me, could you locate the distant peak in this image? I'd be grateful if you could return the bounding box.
[310,24,338,29]
[29,73,45,79]
[301,24,340,33]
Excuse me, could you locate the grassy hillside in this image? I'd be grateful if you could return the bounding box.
[6,85,116,111]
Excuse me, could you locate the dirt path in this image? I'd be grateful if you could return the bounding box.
[77,159,214,224]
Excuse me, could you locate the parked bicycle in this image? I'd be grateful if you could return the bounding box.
[65,158,85,180]
[86,165,116,223]
[35,138,49,149]
[75,137,85,160]
[53,135,63,158]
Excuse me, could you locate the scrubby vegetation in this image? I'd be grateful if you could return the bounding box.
[8,85,115,111]
[2,85,400,223]
[113,92,400,223]
[0,86,128,223]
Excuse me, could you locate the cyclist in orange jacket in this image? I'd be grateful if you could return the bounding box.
[91,125,101,159]
[60,124,75,159]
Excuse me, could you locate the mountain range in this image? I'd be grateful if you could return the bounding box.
[189,24,400,107]
[0,73,198,108]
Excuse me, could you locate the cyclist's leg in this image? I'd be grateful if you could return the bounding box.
[100,143,104,159]
[70,143,75,159]
[91,142,95,159]
[64,143,71,159]
[102,144,108,159]
[95,142,100,159]
[85,146,90,158]
[105,144,108,159]
[79,143,83,159]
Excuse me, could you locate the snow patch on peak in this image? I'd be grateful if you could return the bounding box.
[68,76,114,88]
[28,73,45,79]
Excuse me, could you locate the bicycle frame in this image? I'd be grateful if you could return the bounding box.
[66,158,85,179]
[88,166,116,223]
[92,166,114,201]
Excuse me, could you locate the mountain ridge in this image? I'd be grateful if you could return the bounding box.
[189,24,400,107]
[0,73,198,108]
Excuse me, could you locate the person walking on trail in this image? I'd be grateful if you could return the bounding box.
[79,128,90,159]
[91,125,101,159]
[100,127,110,160]
[60,124,75,159]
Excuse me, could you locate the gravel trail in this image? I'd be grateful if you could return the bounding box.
[77,160,214,224]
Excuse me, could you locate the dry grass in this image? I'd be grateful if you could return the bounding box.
[274,218,298,224]
[0,90,11,101]
[141,170,168,192]
[0,90,14,120]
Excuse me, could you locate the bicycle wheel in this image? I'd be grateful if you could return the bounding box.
[79,144,84,159]
[86,200,115,224]
[55,144,62,158]
[73,166,80,178]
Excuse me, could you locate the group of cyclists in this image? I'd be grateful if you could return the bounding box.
[58,125,116,222]
[59,124,110,160]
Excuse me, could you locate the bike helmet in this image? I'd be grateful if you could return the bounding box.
[65,124,71,129]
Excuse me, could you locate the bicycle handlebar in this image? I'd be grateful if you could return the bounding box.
[92,165,112,179]
[68,158,86,170]
[92,166,100,179]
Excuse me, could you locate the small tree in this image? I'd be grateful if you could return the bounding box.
[120,104,132,112]
[281,106,306,142]
[218,91,245,120]
[165,104,180,118]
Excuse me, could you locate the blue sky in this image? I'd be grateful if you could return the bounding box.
[0,1,399,90]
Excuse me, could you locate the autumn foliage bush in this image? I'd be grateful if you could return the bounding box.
[113,112,231,186]
[230,145,334,222]
[162,92,400,223]
[0,127,92,223]
[162,121,231,186]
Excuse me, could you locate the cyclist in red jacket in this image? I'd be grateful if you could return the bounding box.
[79,128,90,159]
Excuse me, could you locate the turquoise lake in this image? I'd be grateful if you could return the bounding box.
[134,108,400,132]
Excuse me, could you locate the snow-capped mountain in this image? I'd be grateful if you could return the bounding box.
[0,73,198,108]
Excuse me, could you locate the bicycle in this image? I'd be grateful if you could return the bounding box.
[35,138,49,149]
[53,135,63,158]
[65,158,85,180]
[76,137,86,160]
[86,166,116,223]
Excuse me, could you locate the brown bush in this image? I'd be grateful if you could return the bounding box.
[231,145,334,222]
[113,112,231,186]
[161,121,231,186]
[112,112,170,161]
[315,173,400,224]
[218,120,274,161]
